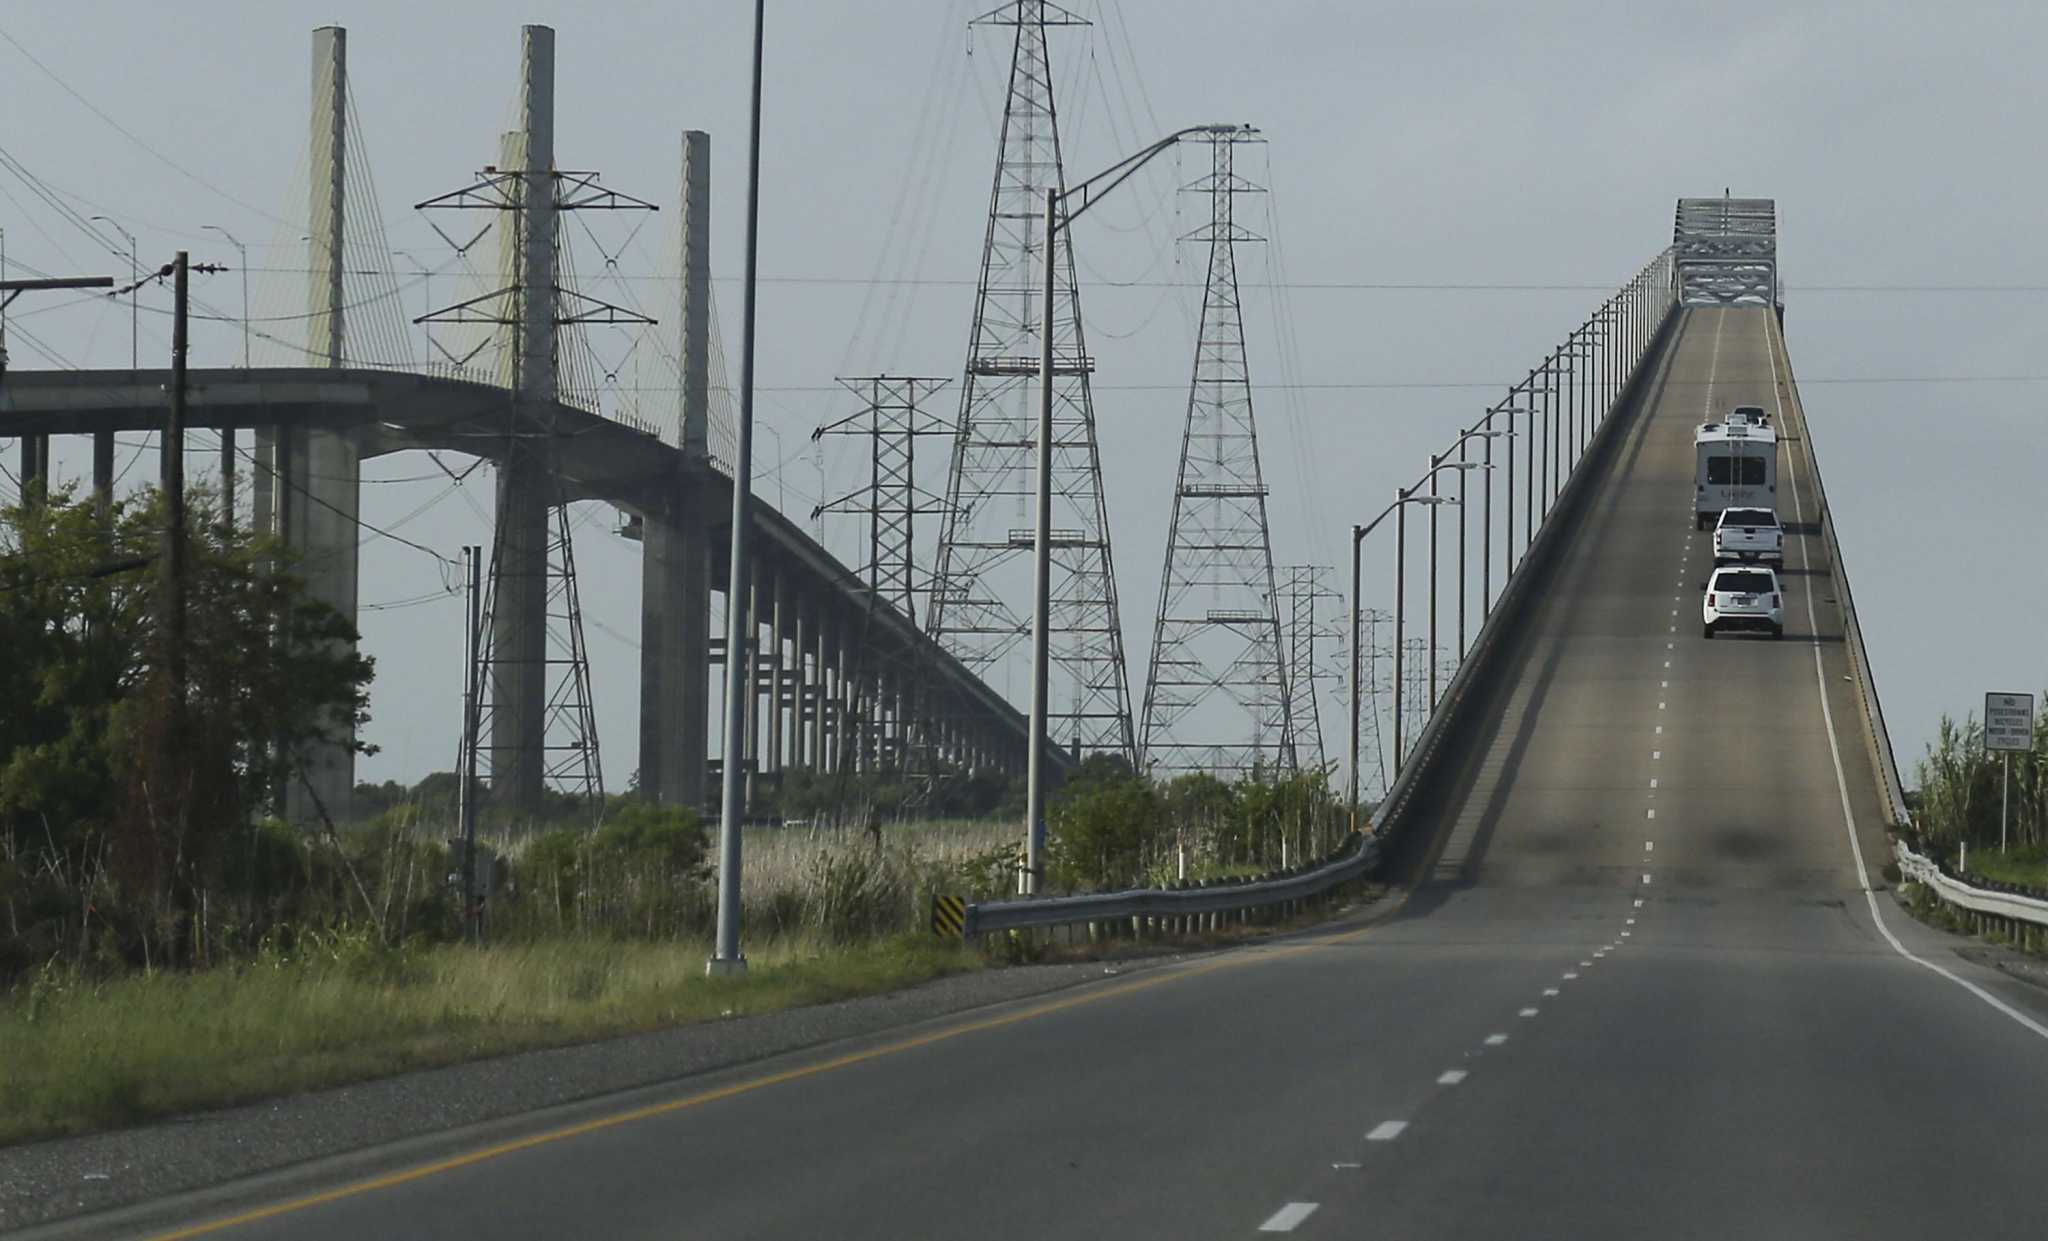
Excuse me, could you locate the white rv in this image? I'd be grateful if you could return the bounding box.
[1693,419,1778,528]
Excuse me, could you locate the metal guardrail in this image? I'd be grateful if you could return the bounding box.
[1895,840,2048,930]
[1769,316,1912,827]
[964,834,1380,937]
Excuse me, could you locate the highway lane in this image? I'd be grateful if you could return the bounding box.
[55,307,2048,1240]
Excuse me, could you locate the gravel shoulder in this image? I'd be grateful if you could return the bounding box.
[0,938,1237,1235]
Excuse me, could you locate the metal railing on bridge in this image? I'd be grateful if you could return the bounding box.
[1364,249,1680,839]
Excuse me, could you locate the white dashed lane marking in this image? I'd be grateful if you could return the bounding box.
[1366,1121,1409,1142]
[1259,1202,1320,1232]
[1437,1070,1468,1085]
[1519,1007,1539,1018]
[1484,1033,1509,1046]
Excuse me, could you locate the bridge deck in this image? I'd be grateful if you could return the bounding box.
[0,366,1043,767]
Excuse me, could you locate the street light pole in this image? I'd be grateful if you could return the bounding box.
[1022,121,1251,895]
[202,225,248,529]
[710,0,767,977]
[89,217,136,514]
[1348,522,1363,832]
[1024,185,1055,895]
[1349,491,1456,818]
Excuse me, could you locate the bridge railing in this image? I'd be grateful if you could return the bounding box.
[948,250,1683,938]
[1766,317,1912,828]
[1374,249,1681,838]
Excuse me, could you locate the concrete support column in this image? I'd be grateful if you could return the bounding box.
[739,564,759,809]
[92,432,114,521]
[828,625,848,774]
[767,569,786,774]
[638,510,709,810]
[634,124,714,813]
[17,436,48,503]
[285,23,360,826]
[790,597,809,770]
[487,27,558,816]
[806,610,823,774]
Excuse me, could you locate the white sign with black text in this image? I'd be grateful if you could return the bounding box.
[1985,692,2035,753]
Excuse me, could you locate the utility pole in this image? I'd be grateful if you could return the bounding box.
[459,544,484,941]
[166,252,190,699]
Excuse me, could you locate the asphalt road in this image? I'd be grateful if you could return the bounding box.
[43,308,2048,1240]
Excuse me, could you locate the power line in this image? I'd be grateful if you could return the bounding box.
[180,266,2048,294]
[0,25,290,227]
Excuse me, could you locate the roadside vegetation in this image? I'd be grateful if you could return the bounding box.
[1,485,1356,1143]
[1904,702,2048,892]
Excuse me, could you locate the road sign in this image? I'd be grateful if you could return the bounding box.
[930,894,967,939]
[1985,692,2035,753]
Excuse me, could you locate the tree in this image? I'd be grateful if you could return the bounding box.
[0,484,374,968]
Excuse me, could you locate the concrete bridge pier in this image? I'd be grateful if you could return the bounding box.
[253,422,362,825]
[636,126,715,815]
[638,506,710,812]
[767,570,787,778]
[279,22,360,826]
[486,26,559,816]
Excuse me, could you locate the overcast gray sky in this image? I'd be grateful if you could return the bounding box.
[3,1,2041,796]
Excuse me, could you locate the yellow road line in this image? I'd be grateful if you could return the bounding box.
[149,908,1396,1239]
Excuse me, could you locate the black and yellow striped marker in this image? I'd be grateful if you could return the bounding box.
[930,894,967,938]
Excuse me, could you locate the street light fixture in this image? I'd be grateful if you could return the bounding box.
[1020,121,1254,896]
[1424,459,1490,709]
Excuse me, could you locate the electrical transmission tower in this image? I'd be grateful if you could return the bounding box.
[1138,129,1294,778]
[813,376,954,624]
[472,506,606,804]
[927,0,1136,764]
[1355,607,1391,801]
[813,376,953,801]
[415,30,657,815]
[1400,637,1431,766]
[1282,564,1344,774]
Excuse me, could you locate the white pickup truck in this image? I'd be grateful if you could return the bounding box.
[1713,506,1784,567]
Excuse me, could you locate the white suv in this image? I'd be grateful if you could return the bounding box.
[1702,565,1784,640]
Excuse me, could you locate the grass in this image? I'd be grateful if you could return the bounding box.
[0,932,982,1148]
[1962,845,2048,890]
